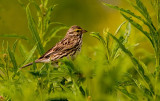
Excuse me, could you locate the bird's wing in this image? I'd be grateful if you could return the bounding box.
[38,38,79,59]
[38,44,64,59]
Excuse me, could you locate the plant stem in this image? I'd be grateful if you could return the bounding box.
[154,1,160,100]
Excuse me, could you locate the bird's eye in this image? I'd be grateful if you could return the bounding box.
[76,30,80,32]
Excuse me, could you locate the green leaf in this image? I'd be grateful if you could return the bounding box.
[62,59,75,73]
[111,22,129,59]
[12,40,18,53]
[0,34,28,40]
[123,22,131,44]
[44,26,68,46]
[103,3,144,21]
[120,13,154,47]
[110,23,131,59]
[131,0,156,32]
[7,46,18,71]
[0,63,4,68]
[43,22,66,40]
[60,84,71,92]
[21,44,37,67]
[32,2,41,13]
[44,0,48,7]
[32,60,37,71]
[115,21,126,35]
[79,86,85,96]
[17,0,25,9]
[103,3,156,34]
[111,37,123,60]
[29,71,47,77]
[26,4,44,55]
[90,32,106,46]
[90,32,111,60]
[48,22,66,27]
[109,33,139,71]
[135,0,152,25]
[18,42,27,58]
[117,87,138,100]
[126,73,153,98]
[126,22,131,35]
[109,33,154,95]
[49,71,68,78]
[104,2,157,54]
[43,5,57,31]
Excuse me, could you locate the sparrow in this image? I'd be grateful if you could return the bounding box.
[21,25,87,68]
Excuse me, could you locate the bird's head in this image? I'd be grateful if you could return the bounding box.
[66,25,87,36]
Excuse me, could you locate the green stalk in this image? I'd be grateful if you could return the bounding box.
[154,50,159,101]
[158,0,160,30]
[39,2,44,42]
[4,57,9,80]
[154,0,160,100]
[39,0,48,44]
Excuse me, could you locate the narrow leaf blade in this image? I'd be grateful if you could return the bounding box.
[8,46,18,71]
[22,44,37,66]
[26,4,44,55]
[109,33,154,95]
[0,34,28,40]
[90,32,106,46]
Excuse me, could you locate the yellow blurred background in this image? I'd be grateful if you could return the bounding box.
[0,0,129,45]
[0,0,156,55]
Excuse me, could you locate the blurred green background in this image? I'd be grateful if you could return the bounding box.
[0,0,128,46]
[0,0,155,63]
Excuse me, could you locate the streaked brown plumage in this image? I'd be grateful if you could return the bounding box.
[21,25,87,69]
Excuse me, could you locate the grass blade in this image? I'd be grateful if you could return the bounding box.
[123,22,131,44]
[44,26,68,46]
[90,32,106,46]
[12,40,18,53]
[18,42,27,58]
[111,23,131,59]
[21,44,37,67]
[2,40,5,54]
[115,21,126,35]
[7,46,18,72]
[44,0,48,7]
[26,4,44,55]
[0,34,28,40]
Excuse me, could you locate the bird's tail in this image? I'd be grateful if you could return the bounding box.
[19,62,34,70]
[19,60,40,70]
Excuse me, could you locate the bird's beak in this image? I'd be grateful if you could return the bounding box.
[82,29,87,33]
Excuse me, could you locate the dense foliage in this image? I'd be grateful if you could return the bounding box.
[0,0,160,101]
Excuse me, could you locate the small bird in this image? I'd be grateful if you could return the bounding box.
[21,25,87,69]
